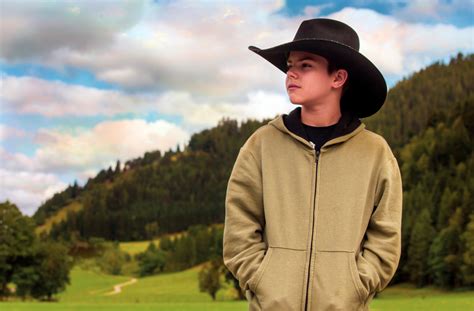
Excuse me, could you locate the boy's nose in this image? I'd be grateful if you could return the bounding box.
[286,68,298,79]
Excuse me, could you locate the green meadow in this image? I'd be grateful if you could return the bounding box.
[117,231,187,256]
[119,239,160,256]
[2,264,473,311]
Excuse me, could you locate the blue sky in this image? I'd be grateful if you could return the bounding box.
[283,0,473,27]
[1,63,117,90]
[0,0,472,215]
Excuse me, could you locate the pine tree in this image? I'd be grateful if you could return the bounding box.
[437,187,459,230]
[406,208,436,286]
[198,257,223,300]
[461,214,474,285]
[429,209,463,288]
[114,160,121,174]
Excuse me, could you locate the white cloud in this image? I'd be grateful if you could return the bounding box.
[32,119,190,173]
[2,1,470,96]
[0,0,146,61]
[304,4,334,16]
[1,76,156,117]
[0,168,67,216]
[328,7,474,79]
[1,75,292,130]
[2,118,190,176]
[0,147,37,171]
[1,0,292,95]
[156,90,293,130]
[0,124,27,141]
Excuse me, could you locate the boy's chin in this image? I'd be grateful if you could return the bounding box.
[288,97,303,105]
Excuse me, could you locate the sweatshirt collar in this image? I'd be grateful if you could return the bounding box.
[269,106,365,150]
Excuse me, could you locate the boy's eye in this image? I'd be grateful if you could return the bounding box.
[286,62,312,70]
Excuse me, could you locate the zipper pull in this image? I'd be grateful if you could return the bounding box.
[315,150,320,163]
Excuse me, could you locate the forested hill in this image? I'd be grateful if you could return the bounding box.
[34,54,472,263]
[33,118,266,240]
[364,53,473,151]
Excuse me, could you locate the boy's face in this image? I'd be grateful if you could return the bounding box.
[285,51,339,108]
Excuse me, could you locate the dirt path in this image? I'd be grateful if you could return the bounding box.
[104,278,137,296]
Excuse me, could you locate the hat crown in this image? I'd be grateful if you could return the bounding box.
[293,18,360,51]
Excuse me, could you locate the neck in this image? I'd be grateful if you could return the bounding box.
[300,102,341,126]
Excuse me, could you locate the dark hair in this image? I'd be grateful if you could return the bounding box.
[326,58,350,95]
[326,58,356,114]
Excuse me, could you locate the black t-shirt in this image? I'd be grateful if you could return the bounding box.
[302,122,338,151]
[283,107,362,152]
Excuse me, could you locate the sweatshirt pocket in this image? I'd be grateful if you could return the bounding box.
[252,247,306,311]
[248,247,273,293]
[313,251,369,309]
[349,251,370,302]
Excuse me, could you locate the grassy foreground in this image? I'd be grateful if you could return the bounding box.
[370,285,473,311]
[2,265,473,310]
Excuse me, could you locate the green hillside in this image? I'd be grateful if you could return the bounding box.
[35,201,83,236]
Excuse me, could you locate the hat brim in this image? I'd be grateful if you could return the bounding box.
[249,39,387,118]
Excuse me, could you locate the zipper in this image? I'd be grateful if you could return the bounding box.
[304,143,320,311]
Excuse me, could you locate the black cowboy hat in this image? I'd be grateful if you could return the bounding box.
[248,18,387,118]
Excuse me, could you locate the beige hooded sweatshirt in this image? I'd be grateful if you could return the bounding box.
[223,107,403,311]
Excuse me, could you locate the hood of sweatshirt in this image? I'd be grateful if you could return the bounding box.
[268,106,365,150]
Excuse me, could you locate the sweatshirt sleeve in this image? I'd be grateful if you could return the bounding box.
[223,145,267,292]
[357,154,403,294]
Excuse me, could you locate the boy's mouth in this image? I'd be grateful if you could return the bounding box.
[287,84,300,90]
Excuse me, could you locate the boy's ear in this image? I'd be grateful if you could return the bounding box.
[332,69,348,89]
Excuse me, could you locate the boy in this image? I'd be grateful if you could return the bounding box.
[223,18,403,311]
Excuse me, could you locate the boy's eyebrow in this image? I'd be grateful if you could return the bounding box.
[286,56,317,64]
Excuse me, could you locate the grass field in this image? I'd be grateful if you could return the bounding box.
[2,265,473,310]
[370,285,474,310]
[119,240,160,257]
